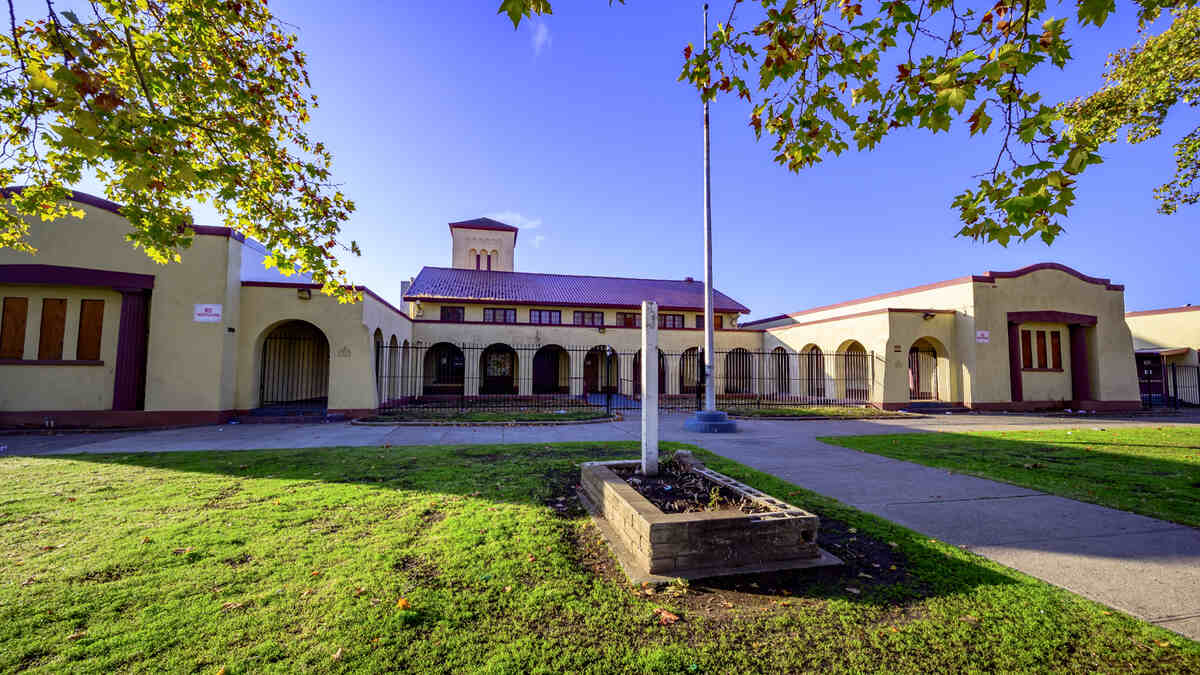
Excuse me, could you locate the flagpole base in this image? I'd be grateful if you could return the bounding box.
[683,409,738,433]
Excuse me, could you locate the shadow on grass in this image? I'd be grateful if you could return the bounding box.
[18,440,1026,610]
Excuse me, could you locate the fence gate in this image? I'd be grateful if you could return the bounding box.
[908,348,939,401]
[260,325,330,409]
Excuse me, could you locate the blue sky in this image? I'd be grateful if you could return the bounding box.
[72,2,1200,317]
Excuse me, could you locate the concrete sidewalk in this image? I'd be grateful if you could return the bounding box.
[3,411,1199,639]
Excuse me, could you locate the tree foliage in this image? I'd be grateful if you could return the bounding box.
[0,0,359,300]
[502,0,1198,245]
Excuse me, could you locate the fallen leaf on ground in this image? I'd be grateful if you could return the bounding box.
[503,586,512,593]
[220,601,244,612]
[960,615,980,625]
[311,570,321,577]
[172,547,193,555]
[67,630,86,641]
[216,667,227,675]
[396,597,411,610]
[354,587,365,596]
[653,608,679,625]
[141,537,151,544]
[300,589,314,598]
[332,647,344,661]
[21,577,36,586]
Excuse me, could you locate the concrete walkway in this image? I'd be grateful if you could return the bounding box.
[3,411,1199,639]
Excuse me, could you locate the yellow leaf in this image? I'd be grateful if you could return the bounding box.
[396,597,411,610]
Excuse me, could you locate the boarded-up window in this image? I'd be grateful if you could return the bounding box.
[1051,331,1062,370]
[1020,329,1032,369]
[0,297,28,358]
[77,300,105,361]
[1036,331,1048,369]
[38,299,67,360]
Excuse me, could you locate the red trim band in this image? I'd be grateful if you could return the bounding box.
[240,281,412,320]
[0,359,103,366]
[1126,305,1200,318]
[0,263,154,290]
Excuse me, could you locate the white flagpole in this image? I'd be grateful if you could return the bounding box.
[702,2,716,413]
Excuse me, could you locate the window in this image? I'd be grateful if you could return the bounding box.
[530,309,561,325]
[487,254,492,271]
[440,306,465,322]
[616,312,640,328]
[475,253,481,270]
[659,313,684,329]
[38,298,67,360]
[76,300,105,361]
[0,297,28,359]
[574,311,604,326]
[1021,328,1064,371]
[693,315,723,329]
[483,307,516,324]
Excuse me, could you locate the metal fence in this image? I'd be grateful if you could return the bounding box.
[373,343,884,414]
[260,327,330,409]
[1167,363,1200,408]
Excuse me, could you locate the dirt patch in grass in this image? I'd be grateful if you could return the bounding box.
[611,458,768,514]
[222,552,253,568]
[69,565,137,584]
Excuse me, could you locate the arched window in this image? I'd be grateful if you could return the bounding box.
[487,253,493,270]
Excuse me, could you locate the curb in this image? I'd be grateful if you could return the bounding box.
[726,413,927,421]
[349,415,620,427]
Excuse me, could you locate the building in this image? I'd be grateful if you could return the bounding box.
[0,190,1158,426]
[1125,305,1200,404]
[743,263,1142,411]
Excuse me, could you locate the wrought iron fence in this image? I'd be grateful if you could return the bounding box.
[260,326,330,409]
[1168,363,1200,408]
[373,343,884,414]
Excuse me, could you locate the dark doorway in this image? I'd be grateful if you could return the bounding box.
[480,344,518,395]
[583,346,617,394]
[1137,352,1165,405]
[259,320,330,410]
[633,349,666,395]
[423,342,465,396]
[532,345,566,394]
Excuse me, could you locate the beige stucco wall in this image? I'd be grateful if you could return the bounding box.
[236,285,414,411]
[0,285,123,410]
[0,202,241,412]
[968,269,1139,404]
[450,229,516,272]
[1126,308,1200,350]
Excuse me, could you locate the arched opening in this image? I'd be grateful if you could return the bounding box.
[583,346,618,394]
[400,339,411,398]
[908,337,942,401]
[802,345,825,399]
[771,347,791,395]
[373,328,384,402]
[532,345,568,395]
[386,335,399,403]
[837,340,869,403]
[423,342,464,396]
[480,343,518,395]
[724,348,752,394]
[680,347,702,394]
[633,348,666,396]
[259,320,330,410]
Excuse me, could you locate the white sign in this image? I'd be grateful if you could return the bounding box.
[976,330,990,344]
[193,304,223,323]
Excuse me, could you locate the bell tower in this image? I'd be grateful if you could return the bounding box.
[448,217,518,272]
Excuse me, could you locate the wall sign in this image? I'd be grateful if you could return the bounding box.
[975,330,990,344]
[193,304,222,323]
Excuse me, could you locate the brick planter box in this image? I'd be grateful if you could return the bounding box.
[578,452,840,583]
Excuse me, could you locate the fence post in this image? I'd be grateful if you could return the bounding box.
[1172,362,1179,410]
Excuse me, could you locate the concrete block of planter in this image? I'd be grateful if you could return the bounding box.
[578,453,841,584]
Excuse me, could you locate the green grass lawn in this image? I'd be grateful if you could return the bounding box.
[727,406,911,419]
[821,427,1200,527]
[2,442,1195,673]
[359,408,609,423]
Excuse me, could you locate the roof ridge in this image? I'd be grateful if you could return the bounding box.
[417,266,708,285]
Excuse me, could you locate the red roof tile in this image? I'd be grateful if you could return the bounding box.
[404,267,751,314]
[448,217,519,243]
